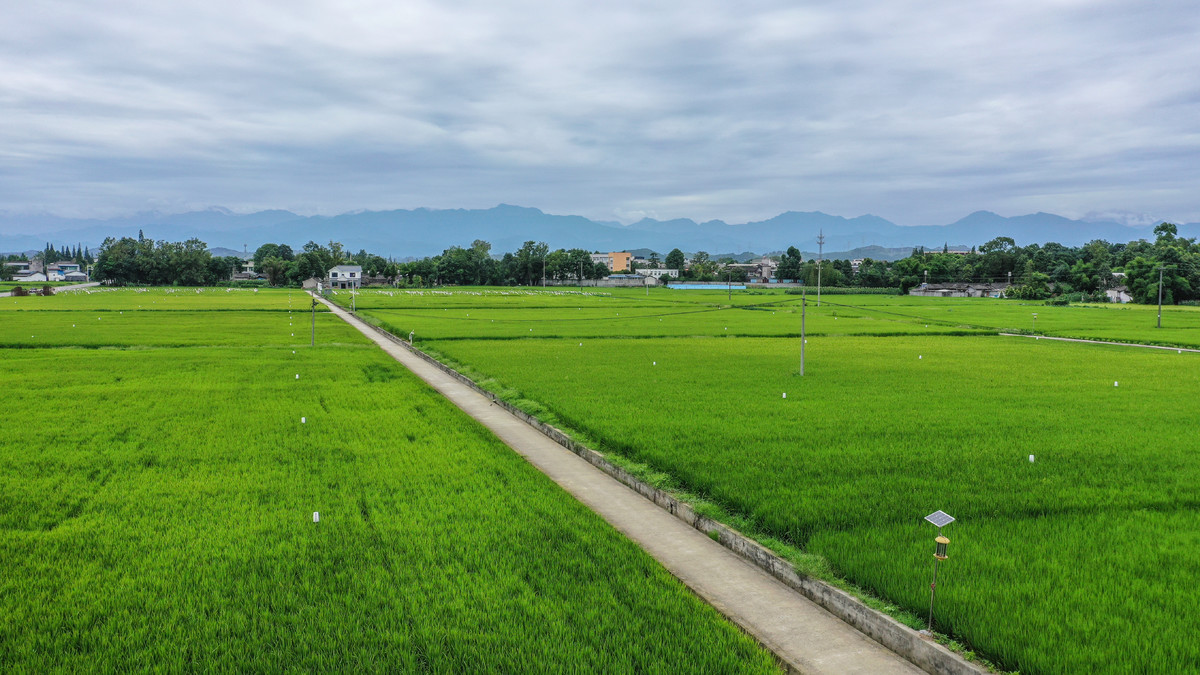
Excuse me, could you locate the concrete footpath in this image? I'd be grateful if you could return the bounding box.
[317,295,924,675]
[1000,331,1200,352]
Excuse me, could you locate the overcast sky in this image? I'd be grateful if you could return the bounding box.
[2,0,1198,228]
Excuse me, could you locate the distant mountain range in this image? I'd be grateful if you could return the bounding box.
[1,205,1196,260]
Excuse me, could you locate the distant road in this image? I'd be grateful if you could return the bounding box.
[1000,332,1200,353]
[0,281,100,298]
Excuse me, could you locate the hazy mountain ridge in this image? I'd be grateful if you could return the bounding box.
[1,205,1195,259]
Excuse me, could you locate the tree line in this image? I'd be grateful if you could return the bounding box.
[88,224,1199,304]
[1,243,95,281]
[887,225,1198,303]
[93,232,243,286]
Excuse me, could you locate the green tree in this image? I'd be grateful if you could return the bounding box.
[260,256,289,286]
[1125,256,1192,304]
[1154,222,1178,244]
[514,241,550,285]
[328,241,346,266]
[689,251,716,280]
[253,243,282,268]
[1007,272,1051,300]
[665,248,686,271]
[562,249,593,282]
[776,247,803,281]
[208,256,241,283]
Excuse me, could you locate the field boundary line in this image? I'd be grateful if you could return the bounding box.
[999,332,1200,352]
[318,294,985,675]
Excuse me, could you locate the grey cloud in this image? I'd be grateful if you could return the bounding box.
[2,0,1199,229]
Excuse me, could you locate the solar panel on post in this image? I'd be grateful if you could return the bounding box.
[924,510,955,528]
[922,510,955,634]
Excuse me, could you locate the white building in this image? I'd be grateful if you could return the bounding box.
[639,268,678,279]
[328,265,363,289]
[1106,286,1132,303]
[751,256,778,282]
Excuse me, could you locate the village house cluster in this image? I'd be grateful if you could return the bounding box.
[3,260,89,283]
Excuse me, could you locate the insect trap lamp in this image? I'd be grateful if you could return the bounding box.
[923,510,955,634]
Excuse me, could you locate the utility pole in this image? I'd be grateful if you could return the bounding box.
[1157,266,1164,328]
[579,260,583,290]
[542,257,546,288]
[817,229,825,307]
[310,295,317,347]
[727,269,732,302]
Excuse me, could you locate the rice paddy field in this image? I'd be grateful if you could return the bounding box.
[0,288,781,672]
[341,286,1200,674]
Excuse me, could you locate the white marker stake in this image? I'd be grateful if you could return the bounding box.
[301,416,306,423]
[653,361,656,366]
[295,374,299,379]
[1114,381,1119,387]
[313,512,319,523]
[1029,455,1035,463]
[782,393,787,399]
[919,355,922,359]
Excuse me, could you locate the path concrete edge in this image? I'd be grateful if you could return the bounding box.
[349,312,985,675]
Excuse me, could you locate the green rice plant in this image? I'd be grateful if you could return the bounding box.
[357,302,983,341]
[0,310,358,348]
[0,286,312,311]
[343,286,1200,347]
[0,294,780,673]
[422,333,1200,673]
